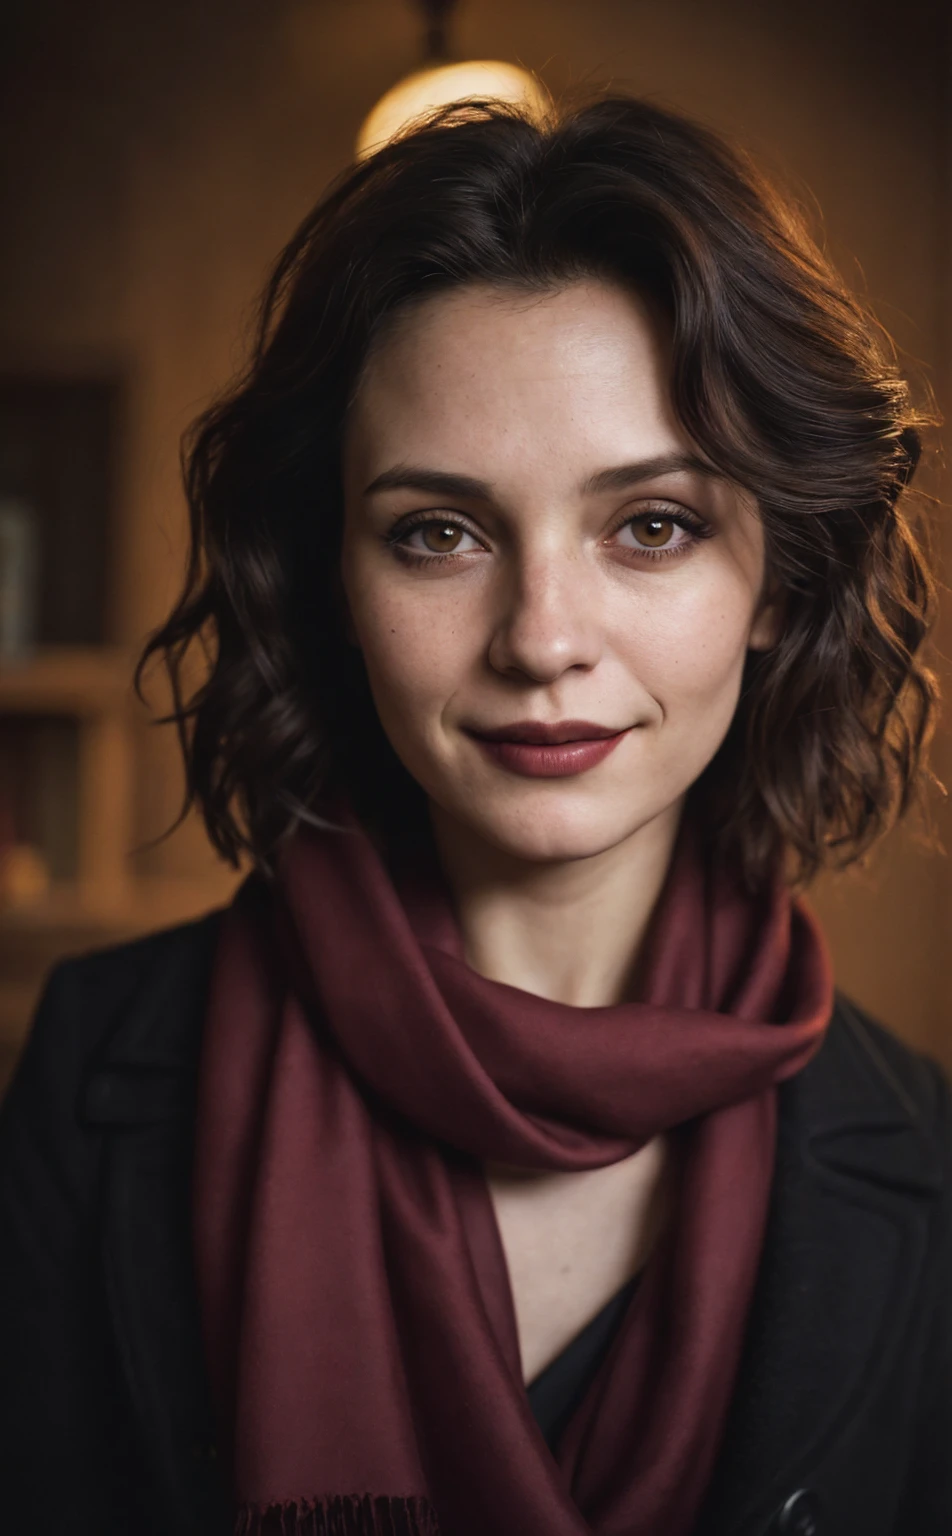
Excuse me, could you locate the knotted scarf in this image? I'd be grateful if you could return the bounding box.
[192,806,833,1535]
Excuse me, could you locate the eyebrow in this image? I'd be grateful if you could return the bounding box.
[362,452,718,501]
[363,466,493,499]
[582,452,717,494]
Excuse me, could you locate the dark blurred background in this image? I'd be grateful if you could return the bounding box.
[0,0,948,1085]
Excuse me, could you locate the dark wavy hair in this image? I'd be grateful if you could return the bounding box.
[137,93,942,891]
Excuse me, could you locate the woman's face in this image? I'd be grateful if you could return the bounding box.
[340,279,779,865]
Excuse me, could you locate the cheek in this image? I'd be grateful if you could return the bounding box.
[348,574,478,732]
[618,571,758,706]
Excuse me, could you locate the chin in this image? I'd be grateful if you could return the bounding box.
[444,784,663,866]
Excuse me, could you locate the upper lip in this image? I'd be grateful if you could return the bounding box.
[468,720,629,745]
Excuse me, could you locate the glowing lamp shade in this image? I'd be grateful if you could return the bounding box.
[356,60,549,159]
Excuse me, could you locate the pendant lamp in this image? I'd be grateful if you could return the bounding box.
[356,0,548,158]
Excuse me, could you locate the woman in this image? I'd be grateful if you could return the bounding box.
[0,94,948,1536]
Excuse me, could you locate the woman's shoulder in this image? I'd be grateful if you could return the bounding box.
[51,906,225,1007]
[46,905,224,1050]
[2,909,225,1131]
[814,989,950,1130]
[780,988,951,1202]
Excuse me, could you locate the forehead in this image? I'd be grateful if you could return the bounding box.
[344,279,688,475]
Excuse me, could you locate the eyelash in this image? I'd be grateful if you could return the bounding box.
[386,503,714,566]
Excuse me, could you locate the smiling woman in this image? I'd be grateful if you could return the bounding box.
[0,94,949,1536]
[141,101,936,903]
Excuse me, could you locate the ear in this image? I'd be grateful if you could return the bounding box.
[747,582,786,653]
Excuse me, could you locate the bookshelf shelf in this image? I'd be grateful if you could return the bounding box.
[0,644,135,715]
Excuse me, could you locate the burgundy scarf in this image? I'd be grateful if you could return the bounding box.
[192,807,833,1536]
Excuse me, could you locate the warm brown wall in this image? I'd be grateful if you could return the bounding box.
[1,0,949,1058]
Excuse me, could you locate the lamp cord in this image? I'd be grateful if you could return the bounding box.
[418,0,458,62]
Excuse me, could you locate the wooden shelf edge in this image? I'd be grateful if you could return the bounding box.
[0,645,138,717]
[0,871,242,934]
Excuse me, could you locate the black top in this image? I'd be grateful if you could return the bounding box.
[526,1274,640,1449]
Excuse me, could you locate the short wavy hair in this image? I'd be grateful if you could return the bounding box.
[138,93,942,891]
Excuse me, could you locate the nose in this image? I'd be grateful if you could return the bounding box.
[487,544,604,684]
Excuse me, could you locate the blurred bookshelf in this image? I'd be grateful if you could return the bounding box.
[0,650,238,1094]
[0,370,242,1093]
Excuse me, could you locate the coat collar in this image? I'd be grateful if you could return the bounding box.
[81,919,945,1536]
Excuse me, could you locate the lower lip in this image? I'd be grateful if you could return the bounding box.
[471,731,630,778]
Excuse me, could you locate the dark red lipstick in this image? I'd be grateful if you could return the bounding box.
[467,719,632,778]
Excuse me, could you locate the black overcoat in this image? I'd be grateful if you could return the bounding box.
[0,910,949,1536]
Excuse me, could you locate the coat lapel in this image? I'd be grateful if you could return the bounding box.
[696,991,944,1535]
[81,913,231,1536]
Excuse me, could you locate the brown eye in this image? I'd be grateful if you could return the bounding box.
[635,516,675,548]
[609,506,707,561]
[422,523,464,553]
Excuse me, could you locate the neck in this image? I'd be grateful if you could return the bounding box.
[429,801,685,1007]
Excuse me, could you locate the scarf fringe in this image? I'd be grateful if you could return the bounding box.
[236,1496,442,1536]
